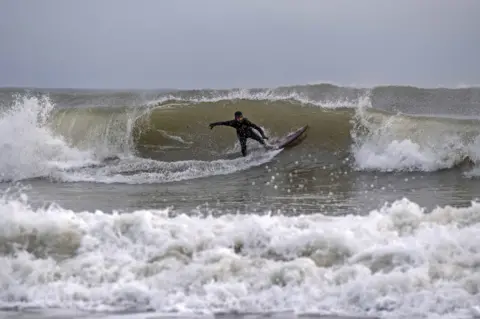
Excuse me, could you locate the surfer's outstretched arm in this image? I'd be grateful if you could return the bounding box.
[244,119,267,139]
[209,120,235,129]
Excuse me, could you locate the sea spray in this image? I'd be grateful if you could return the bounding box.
[0,95,96,181]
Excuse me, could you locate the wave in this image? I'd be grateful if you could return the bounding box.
[1,85,480,184]
[0,189,479,318]
[47,95,480,175]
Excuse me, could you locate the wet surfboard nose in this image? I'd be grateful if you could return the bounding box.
[274,125,309,149]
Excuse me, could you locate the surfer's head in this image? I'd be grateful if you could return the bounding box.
[234,111,243,121]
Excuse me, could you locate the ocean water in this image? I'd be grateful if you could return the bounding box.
[1,84,480,319]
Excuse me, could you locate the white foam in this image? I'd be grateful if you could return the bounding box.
[56,149,282,184]
[0,192,479,318]
[156,130,193,146]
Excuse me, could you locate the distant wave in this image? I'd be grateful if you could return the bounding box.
[2,82,480,112]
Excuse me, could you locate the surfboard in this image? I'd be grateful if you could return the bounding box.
[272,125,308,150]
[212,125,308,160]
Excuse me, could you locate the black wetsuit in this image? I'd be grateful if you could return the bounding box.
[210,118,266,156]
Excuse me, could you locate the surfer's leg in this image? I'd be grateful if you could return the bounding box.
[248,131,265,145]
[247,130,272,149]
[239,136,247,156]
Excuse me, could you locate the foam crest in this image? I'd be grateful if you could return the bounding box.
[0,192,479,318]
[146,89,372,109]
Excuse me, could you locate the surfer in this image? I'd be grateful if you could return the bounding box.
[209,111,271,156]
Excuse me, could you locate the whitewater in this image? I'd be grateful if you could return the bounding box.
[1,83,480,319]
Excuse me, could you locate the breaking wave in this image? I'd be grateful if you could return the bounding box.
[1,83,480,184]
[0,188,479,318]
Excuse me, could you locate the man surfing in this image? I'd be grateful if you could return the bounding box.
[209,111,272,156]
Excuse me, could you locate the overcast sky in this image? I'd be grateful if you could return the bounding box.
[1,0,479,89]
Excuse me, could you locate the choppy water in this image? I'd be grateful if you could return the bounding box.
[1,84,480,319]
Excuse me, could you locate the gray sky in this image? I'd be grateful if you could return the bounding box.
[1,0,479,89]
